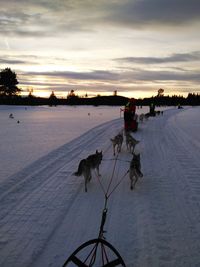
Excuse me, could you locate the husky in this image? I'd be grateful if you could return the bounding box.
[125,132,140,153]
[144,113,150,120]
[110,132,123,156]
[129,153,143,190]
[139,113,145,123]
[74,150,103,192]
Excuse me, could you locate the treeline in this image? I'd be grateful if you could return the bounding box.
[0,93,199,106]
[0,94,129,106]
[0,67,199,106]
[137,93,200,106]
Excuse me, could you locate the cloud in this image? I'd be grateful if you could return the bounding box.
[0,59,27,65]
[19,67,200,87]
[115,51,200,64]
[1,0,200,38]
[0,0,101,37]
[105,0,200,29]
[21,70,120,81]
[0,55,41,66]
[0,58,31,65]
[131,69,200,82]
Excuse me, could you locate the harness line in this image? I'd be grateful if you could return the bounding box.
[107,170,129,199]
[95,150,130,241]
[102,158,131,163]
[106,154,119,195]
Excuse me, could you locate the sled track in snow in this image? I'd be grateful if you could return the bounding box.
[135,108,200,267]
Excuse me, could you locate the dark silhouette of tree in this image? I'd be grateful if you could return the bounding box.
[157,88,164,97]
[67,90,76,99]
[113,90,117,96]
[187,93,200,105]
[66,89,80,104]
[0,68,21,96]
[28,87,34,97]
[49,91,58,106]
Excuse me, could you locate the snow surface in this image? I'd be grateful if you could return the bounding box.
[0,105,200,267]
[0,105,126,182]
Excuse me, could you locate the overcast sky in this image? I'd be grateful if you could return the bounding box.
[1,0,200,98]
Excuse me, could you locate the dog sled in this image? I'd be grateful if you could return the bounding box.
[120,98,138,132]
[62,205,126,266]
[123,98,138,132]
[123,108,138,132]
[124,117,138,132]
[62,238,126,267]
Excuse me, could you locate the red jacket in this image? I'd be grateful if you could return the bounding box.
[124,102,136,121]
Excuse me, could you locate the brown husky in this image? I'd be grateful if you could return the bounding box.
[74,150,103,192]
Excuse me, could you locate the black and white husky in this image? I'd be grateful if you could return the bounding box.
[74,150,103,192]
[129,153,143,190]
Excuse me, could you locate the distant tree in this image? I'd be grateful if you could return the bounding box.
[157,88,164,97]
[187,93,200,105]
[49,91,57,106]
[113,90,117,96]
[67,90,76,99]
[28,87,34,97]
[0,68,21,96]
[66,89,79,105]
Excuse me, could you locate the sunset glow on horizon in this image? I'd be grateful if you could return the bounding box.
[1,0,200,99]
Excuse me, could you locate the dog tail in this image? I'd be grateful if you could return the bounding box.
[74,159,86,176]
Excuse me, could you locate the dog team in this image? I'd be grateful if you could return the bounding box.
[74,129,143,192]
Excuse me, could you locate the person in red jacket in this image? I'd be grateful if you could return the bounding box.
[124,98,137,131]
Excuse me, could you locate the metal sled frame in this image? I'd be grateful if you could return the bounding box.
[62,238,126,267]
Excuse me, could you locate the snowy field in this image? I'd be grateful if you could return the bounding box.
[0,105,129,182]
[0,105,200,267]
